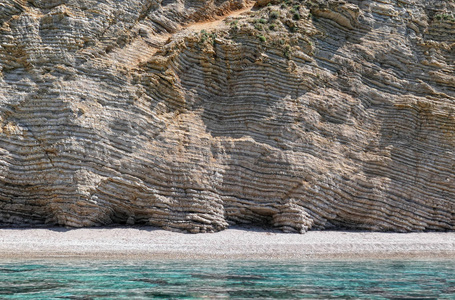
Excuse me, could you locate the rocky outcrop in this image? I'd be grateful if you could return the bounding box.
[0,0,454,233]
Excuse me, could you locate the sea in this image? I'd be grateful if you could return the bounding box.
[0,259,454,299]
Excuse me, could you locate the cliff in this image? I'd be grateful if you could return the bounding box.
[0,0,454,233]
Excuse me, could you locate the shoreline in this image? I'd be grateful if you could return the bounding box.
[0,226,454,260]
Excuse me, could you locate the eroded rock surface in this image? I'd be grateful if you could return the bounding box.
[0,0,454,232]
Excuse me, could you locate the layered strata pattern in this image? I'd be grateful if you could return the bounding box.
[0,0,454,232]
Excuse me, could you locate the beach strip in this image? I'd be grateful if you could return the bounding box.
[0,227,454,260]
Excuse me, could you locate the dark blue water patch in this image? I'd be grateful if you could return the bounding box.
[0,259,454,299]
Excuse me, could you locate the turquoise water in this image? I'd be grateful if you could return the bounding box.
[0,259,454,299]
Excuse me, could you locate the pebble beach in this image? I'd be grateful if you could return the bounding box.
[0,227,454,260]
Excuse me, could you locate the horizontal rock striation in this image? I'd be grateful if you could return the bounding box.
[0,0,454,232]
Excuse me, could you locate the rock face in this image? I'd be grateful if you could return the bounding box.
[0,0,454,233]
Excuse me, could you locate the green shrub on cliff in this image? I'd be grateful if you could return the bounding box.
[434,13,455,22]
[270,11,280,19]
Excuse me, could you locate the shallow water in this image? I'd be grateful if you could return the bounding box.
[0,259,454,299]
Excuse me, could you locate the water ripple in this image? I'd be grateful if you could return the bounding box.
[0,260,453,299]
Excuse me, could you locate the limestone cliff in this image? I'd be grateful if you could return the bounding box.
[0,0,454,233]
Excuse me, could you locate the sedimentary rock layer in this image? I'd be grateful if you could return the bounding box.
[0,0,454,232]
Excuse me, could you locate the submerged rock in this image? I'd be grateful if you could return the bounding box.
[0,0,454,233]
